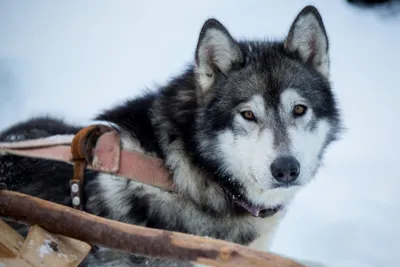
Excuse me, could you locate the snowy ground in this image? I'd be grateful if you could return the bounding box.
[1,1,399,266]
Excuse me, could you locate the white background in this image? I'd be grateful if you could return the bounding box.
[1,1,399,266]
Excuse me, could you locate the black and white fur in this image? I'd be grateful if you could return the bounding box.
[0,6,341,267]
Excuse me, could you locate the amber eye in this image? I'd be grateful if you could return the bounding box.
[293,104,307,117]
[241,110,256,121]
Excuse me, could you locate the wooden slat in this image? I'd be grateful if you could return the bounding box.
[17,225,91,267]
[0,190,304,267]
[0,220,24,257]
[0,257,33,267]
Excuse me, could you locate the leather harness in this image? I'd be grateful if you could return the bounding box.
[0,124,175,210]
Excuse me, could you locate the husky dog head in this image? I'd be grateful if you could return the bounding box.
[192,6,340,216]
[150,6,341,218]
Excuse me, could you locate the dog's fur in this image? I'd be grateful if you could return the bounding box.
[0,6,341,267]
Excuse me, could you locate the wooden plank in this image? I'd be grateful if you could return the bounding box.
[0,190,305,267]
[0,220,32,266]
[17,225,91,267]
[0,220,24,257]
[0,257,33,267]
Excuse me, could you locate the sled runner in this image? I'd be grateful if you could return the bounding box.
[0,124,304,267]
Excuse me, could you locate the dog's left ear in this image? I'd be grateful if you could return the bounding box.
[284,6,330,79]
[195,18,244,92]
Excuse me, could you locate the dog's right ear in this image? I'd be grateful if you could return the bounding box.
[195,19,243,92]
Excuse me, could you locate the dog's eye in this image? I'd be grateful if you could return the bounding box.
[293,105,307,117]
[241,110,256,121]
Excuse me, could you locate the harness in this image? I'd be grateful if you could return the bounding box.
[0,124,175,210]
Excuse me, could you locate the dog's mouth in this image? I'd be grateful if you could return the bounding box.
[226,190,283,218]
[234,197,283,218]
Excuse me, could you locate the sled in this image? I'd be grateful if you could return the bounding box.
[0,190,305,267]
[0,124,304,267]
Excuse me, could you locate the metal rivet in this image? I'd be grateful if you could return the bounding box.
[71,183,79,193]
[72,196,80,206]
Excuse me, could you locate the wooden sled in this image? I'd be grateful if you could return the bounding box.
[0,190,304,267]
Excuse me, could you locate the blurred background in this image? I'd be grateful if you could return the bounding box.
[1,1,399,266]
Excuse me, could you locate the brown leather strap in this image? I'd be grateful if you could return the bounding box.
[70,125,115,210]
[0,135,75,149]
[0,125,175,210]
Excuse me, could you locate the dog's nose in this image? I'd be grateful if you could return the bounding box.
[270,156,300,184]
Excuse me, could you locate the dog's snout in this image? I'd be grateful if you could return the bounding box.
[270,156,300,184]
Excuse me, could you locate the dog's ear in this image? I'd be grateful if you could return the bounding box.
[284,6,330,79]
[195,18,243,92]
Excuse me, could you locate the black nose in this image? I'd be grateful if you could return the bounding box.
[270,156,300,184]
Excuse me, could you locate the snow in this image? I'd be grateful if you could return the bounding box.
[38,240,52,258]
[1,1,399,266]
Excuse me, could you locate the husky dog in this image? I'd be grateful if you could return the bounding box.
[0,5,341,267]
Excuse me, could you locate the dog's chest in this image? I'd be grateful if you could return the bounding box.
[247,212,284,251]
